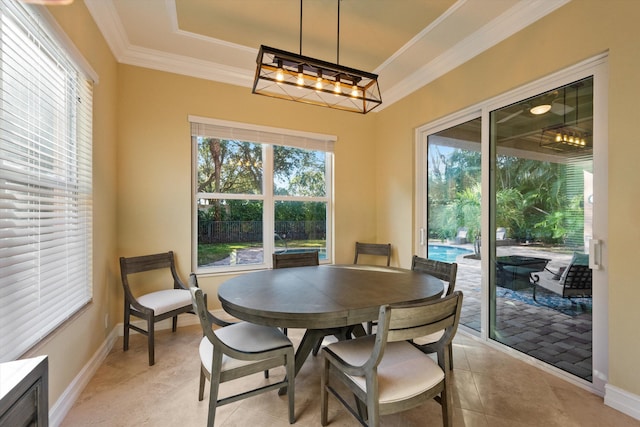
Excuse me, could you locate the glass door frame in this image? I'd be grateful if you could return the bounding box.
[415,53,608,394]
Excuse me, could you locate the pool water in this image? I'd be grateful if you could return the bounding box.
[427,245,472,263]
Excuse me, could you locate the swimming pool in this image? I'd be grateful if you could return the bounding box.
[427,244,473,263]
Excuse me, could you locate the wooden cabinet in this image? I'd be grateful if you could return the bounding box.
[0,356,48,427]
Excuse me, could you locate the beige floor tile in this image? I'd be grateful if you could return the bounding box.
[60,325,639,427]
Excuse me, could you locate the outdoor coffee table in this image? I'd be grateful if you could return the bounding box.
[496,255,551,290]
[217,264,444,388]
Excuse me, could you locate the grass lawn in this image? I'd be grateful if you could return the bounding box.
[198,240,325,265]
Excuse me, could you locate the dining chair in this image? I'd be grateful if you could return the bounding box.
[321,291,463,427]
[273,250,319,336]
[272,250,320,269]
[272,250,350,354]
[411,255,458,296]
[189,280,296,426]
[354,242,392,334]
[353,242,391,266]
[120,251,195,366]
[411,255,458,369]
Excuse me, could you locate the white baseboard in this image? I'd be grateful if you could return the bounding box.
[49,327,118,427]
[605,384,640,421]
[48,314,200,426]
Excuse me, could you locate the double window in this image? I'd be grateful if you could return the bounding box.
[190,117,334,272]
[0,0,94,361]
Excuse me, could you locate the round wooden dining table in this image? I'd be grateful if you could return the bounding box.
[217,264,444,386]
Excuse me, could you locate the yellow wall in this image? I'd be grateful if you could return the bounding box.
[375,0,640,395]
[116,65,379,299]
[22,0,640,412]
[23,1,120,406]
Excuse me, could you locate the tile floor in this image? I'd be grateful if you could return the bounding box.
[61,324,639,427]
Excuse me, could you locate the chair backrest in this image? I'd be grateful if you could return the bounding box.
[120,251,185,298]
[188,273,233,327]
[457,227,468,239]
[353,242,391,266]
[368,292,463,368]
[189,285,246,360]
[411,255,457,296]
[561,264,592,297]
[272,251,319,269]
[496,227,506,240]
[190,285,217,340]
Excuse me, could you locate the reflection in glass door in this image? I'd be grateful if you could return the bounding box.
[489,77,594,381]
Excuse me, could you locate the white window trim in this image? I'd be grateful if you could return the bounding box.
[190,116,335,274]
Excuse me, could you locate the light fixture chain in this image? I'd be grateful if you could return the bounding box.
[336,0,340,65]
[299,0,303,55]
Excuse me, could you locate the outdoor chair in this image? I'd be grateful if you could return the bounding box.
[410,255,458,369]
[321,291,463,427]
[530,252,592,302]
[120,251,195,366]
[454,227,468,244]
[353,242,391,266]
[190,281,295,426]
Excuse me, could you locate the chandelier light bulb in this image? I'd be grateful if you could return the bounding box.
[297,72,304,86]
[275,59,285,82]
[351,85,359,97]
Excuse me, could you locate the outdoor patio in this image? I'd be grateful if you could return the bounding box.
[452,244,593,382]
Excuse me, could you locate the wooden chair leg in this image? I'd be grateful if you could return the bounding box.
[442,377,453,427]
[320,358,329,426]
[172,315,178,332]
[198,367,206,401]
[123,305,130,351]
[207,358,223,427]
[148,318,155,366]
[286,348,296,424]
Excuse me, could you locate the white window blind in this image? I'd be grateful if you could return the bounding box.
[188,115,336,153]
[0,0,93,362]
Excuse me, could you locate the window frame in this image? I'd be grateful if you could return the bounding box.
[190,116,335,274]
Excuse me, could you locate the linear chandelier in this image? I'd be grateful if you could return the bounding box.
[539,82,590,152]
[252,1,382,114]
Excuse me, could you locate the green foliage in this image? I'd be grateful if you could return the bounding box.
[428,144,587,246]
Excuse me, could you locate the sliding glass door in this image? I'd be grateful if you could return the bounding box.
[417,57,608,392]
[489,77,595,381]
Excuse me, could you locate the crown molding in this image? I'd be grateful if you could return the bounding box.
[378,0,570,110]
[85,0,570,110]
[120,44,254,87]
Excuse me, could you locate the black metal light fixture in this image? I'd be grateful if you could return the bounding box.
[252,0,382,114]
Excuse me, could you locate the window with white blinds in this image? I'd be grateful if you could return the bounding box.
[0,0,93,362]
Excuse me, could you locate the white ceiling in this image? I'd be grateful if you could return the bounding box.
[84,0,569,110]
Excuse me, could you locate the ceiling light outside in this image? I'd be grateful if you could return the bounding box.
[530,104,552,115]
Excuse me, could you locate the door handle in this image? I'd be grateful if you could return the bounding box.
[589,239,602,270]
